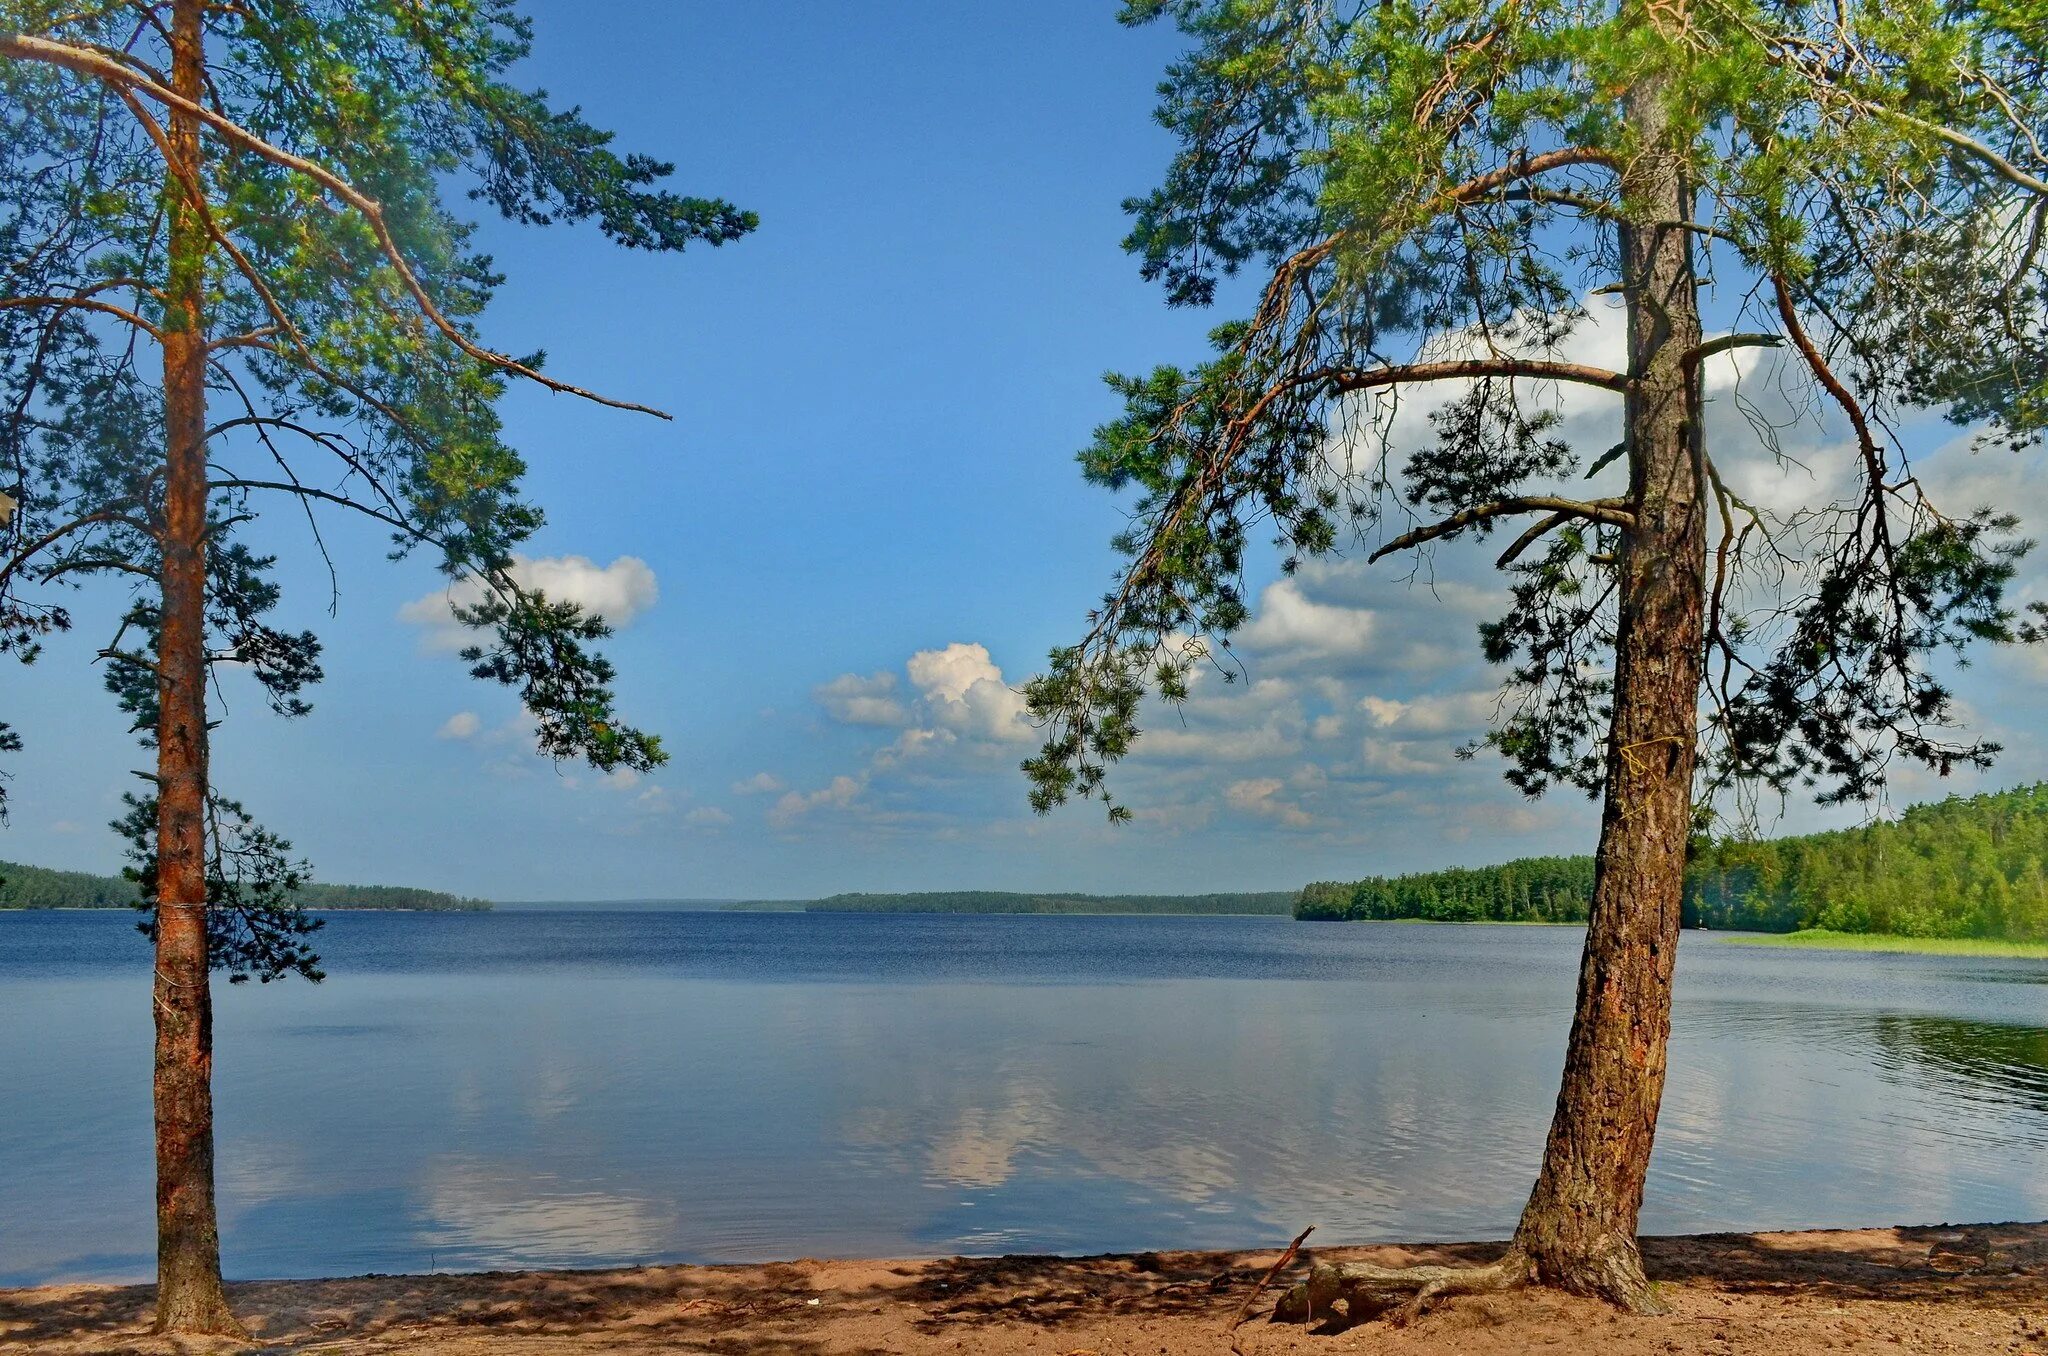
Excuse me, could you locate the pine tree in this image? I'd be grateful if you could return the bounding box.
[0,1,750,1332]
[1027,0,2042,1314]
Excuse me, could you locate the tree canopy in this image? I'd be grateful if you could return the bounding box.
[1036,0,2048,1315]
[1,0,751,1331]
[0,0,753,973]
[1025,0,2046,821]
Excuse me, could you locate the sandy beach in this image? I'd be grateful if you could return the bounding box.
[4,1221,2043,1355]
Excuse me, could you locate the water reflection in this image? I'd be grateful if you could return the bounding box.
[418,1159,675,1266]
[1866,1014,2048,1141]
[0,912,2043,1285]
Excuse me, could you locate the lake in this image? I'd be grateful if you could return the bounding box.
[2,910,2044,1286]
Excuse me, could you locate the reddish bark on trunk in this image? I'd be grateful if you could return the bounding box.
[1509,75,1707,1313]
[149,0,240,1336]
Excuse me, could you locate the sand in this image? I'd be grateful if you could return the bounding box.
[4,1222,2045,1355]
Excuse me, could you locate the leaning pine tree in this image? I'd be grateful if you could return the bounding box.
[1026,0,2046,1317]
[0,0,750,1335]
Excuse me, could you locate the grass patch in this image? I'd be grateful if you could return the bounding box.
[1722,929,2048,959]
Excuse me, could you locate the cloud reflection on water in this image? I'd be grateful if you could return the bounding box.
[2,914,2045,1285]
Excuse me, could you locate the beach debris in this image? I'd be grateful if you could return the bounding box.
[1226,1224,1314,1354]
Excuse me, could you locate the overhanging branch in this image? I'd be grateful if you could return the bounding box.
[0,31,672,420]
[1684,333,1784,367]
[1496,510,1576,568]
[1329,357,1629,396]
[207,478,423,539]
[1371,496,1635,562]
[1447,147,1623,205]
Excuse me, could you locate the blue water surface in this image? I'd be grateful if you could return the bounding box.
[1,910,2043,1285]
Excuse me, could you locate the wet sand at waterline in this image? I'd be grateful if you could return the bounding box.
[5,1222,2045,1355]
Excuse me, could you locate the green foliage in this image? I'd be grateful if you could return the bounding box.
[0,3,750,963]
[1727,930,2048,957]
[0,855,489,912]
[0,2,750,767]
[1301,782,2048,942]
[742,890,1297,916]
[1030,0,2046,820]
[0,719,18,821]
[1692,782,2048,940]
[1298,855,1596,923]
[114,791,324,983]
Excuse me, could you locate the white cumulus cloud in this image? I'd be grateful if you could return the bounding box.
[400,555,659,653]
[906,642,1032,743]
[769,774,865,829]
[815,671,909,727]
[1237,579,1377,661]
[438,711,482,740]
[1359,689,1495,735]
[1225,777,1315,828]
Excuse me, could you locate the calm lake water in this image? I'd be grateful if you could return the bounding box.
[2,910,2045,1286]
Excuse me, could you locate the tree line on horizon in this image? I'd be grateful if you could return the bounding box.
[0,858,488,912]
[1298,782,2048,941]
[4,0,2047,1338]
[739,889,1296,915]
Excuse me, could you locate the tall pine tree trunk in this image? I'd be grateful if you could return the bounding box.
[1509,70,1706,1313]
[150,0,240,1335]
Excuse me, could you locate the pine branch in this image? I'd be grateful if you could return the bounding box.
[0,31,672,419]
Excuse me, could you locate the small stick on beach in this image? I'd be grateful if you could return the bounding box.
[1227,1224,1315,1354]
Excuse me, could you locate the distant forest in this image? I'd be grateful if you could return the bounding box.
[1298,782,2048,941]
[734,891,1296,915]
[0,859,491,911]
[1296,856,1596,925]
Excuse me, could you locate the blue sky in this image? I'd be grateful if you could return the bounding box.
[6,2,2047,901]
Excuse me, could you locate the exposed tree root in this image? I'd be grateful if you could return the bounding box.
[1273,1236,1672,1331]
[1275,1250,1534,1329]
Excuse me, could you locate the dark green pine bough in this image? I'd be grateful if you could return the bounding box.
[0,0,750,1335]
[1029,0,2046,1318]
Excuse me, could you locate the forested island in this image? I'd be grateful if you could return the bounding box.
[0,859,491,911]
[1299,783,2048,942]
[731,890,1295,915]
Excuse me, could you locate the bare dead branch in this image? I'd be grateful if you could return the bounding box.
[0,292,165,340]
[1371,496,1634,562]
[1329,357,1630,396]
[1684,332,1784,366]
[1228,1225,1314,1354]
[1495,510,1577,568]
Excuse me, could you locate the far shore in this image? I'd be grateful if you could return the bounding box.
[0,905,490,914]
[4,1222,2041,1354]
[1725,929,2048,959]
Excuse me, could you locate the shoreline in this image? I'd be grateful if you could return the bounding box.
[1724,929,2048,959]
[0,905,490,914]
[6,1221,2043,1354]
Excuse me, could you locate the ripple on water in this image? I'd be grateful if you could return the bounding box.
[0,912,2044,1283]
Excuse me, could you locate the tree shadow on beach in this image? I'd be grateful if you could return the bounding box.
[1639,1222,2048,1306]
[0,1283,153,1353]
[905,1246,1284,1332]
[6,1225,2044,1352]
[0,1264,908,1355]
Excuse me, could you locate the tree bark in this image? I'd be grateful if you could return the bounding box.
[150,0,240,1336]
[1508,70,1707,1314]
